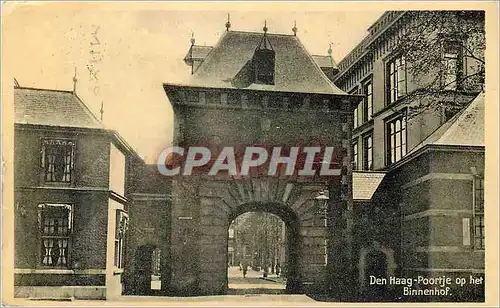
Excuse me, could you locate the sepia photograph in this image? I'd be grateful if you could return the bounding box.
[1,1,499,306]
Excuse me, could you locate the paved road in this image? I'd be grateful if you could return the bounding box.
[228,265,285,291]
[12,295,319,305]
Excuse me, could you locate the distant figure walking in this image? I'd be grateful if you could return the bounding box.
[242,263,248,278]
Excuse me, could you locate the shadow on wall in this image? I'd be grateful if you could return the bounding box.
[358,241,397,301]
[128,244,162,296]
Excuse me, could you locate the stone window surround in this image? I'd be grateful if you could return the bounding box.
[40,138,76,186]
[37,203,73,269]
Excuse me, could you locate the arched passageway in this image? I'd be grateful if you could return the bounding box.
[227,211,289,294]
[226,202,301,294]
[169,177,331,296]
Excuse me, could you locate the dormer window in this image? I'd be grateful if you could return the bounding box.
[253,31,275,85]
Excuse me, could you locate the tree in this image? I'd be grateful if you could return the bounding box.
[390,10,485,118]
[232,212,284,270]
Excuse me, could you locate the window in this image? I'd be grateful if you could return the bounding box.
[386,116,407,164]
[441,104,462,123]
[352,142,358,170]
[363,134,373,170]
[349,87,359,128]
[442,41,463,90]
[220,93,228,104]
[42,139,75,183]
[363,81,373,122]
[185,90,199,103]
[206,92,220,105]
[473,177,484,249]
[387,55,406,104]
[254,47,275,85]
[353,106,359,128]
[269,95,283,109]
[115,210,129,268]
[38,204,73,267]
[228,92,241,105]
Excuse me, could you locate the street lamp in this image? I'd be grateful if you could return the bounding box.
[315,190,329,220]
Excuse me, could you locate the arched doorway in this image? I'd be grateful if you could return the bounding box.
[358,242,396,301]
[227,202,301,294]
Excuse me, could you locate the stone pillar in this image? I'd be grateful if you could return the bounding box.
[168,179,201,296]
[326,99,355,300]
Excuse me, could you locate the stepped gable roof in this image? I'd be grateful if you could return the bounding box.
[353,171,386,201]
[169,30,348,95]
[14,87,104,129]
[407,92,485,157]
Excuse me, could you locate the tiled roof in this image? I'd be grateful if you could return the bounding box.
[407,92,485,156]
[312,55,338,69]
[352,171,386,201]
[172,31,347,95]
[14,87,104,129]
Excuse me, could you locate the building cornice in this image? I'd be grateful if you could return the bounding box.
[335,11,407,81]
[14,124,143,162]
[163,83,363,101]
[16,186,130,204]
[387,144,485,172]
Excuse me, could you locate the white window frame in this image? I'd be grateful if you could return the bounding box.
[115,210,129,268]
[473,176,485,250]
[37,203,73,268]
[387,55,407,104]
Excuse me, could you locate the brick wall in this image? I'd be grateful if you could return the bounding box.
[14,128,111,188]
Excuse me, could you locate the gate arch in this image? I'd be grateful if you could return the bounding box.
[168,176,331,295]
[228,201,301,293]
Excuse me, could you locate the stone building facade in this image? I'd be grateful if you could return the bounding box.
[162,27,361,296]
[334,11,485,301]
[13,86,138,300]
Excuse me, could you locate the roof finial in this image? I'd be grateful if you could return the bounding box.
[190,32,196,46]
[225,13,231,31]
[263,20,268,34]
[100,101,104,121]
[328,43,333,56]
[72,67,78,94]
[292,20,298,36]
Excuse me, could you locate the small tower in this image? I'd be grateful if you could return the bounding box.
[292,20,298,36]
[253,21,275,85]
[327,42,339,76]
[190,32,196,46]
[72,67,78,94]
[183,32,213,75]
[100,101,104,121]
[225,14,231,31]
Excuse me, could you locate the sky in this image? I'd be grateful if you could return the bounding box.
[3,2,383,163]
